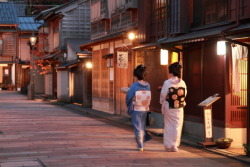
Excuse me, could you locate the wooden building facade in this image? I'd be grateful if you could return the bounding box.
[0,3,18,91]
[0,2,43,93]
[80,0,138,115]
[35,0,91,101]
[159,0,250,147]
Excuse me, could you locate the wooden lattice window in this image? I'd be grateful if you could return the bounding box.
[151,0,166,41]
[230,59,248,127]
[2,33,15,57]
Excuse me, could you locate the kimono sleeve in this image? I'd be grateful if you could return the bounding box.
[160,80,169,104]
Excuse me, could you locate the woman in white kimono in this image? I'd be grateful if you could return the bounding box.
[160,62,187,152]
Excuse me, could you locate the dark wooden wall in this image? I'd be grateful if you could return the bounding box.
[183,41,226,127]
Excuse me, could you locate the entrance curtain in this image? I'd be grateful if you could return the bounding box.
[231,45,248,93]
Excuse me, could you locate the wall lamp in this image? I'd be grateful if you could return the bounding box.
[217,40,226,56]
[160,49,169,65]
[85,62,93,69]
[128,32,137,40]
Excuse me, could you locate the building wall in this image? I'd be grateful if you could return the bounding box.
[19,38,30,61]
[67,45,77,61]
[34,69,44,94]
[44,73,53,96]
[183,120,247,147]
[60,0,90,48]
[57,70,70,102]
[183,41,226,126]
[91,38,133,115]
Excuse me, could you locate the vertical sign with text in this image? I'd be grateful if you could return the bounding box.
[117,51,128,69]
[204,109,212,138]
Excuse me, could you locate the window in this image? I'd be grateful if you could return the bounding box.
[91,0,101,21]
[204,0,228,24]
[151,0,166,41]
[192,0,228,27]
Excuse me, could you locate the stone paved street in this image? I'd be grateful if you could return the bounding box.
[0,91,248,167]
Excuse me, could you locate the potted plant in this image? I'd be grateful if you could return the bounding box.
[243,144,250,156]
[215,137,233,149]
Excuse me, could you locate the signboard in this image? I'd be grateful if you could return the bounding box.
[197,94,220,147]
[198,94,220,107]
[204,109,212,138]
[117,51,128,68]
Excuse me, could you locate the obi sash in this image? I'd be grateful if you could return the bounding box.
[167,87,186,109]
[133,90,151,111]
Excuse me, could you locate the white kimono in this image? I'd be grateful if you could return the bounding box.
[160,77,187,149]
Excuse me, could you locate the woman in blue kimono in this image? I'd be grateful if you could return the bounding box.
[126,65,151,151]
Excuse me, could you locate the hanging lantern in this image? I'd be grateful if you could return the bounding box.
[160,49,168,65]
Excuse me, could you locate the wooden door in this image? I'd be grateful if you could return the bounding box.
[114,48,133,116]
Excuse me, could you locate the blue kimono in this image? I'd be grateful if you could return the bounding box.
[126,81,151,149]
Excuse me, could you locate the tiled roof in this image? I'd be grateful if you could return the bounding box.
[158,22,250,45]
[18,17,43,31]
[66,38,89,54]
[34,0,82,21]
[0,2,18,25]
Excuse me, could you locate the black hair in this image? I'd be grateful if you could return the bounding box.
[133,64,147,80]
[168,62,182,77]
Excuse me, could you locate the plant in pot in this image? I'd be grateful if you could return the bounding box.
[243,144,250,156]
[215,137,233,149]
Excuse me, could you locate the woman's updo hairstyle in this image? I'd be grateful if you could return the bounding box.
[133,64,147,80]
[168,62,182,77]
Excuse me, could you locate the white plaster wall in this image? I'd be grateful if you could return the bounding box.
[44,73,53,96]
[57,70,70,102]
[225,128,247,147]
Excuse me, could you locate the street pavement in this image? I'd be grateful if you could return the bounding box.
[0,91,249,167]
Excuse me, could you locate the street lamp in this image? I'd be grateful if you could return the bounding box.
[28,32,37,100]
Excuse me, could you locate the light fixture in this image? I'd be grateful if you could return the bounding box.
[29,32,37,46]
[217,41,226,56]
[128,32,136,40]
[160,49,168,65]
[107,57,113,67]
[85,62,93,69]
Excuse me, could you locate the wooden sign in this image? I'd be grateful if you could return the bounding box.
[117,51,128,68]
[204,109,212,138]
[197,94,220,148]
[198,94,220,107]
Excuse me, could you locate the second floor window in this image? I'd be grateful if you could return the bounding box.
[192,0,228,27]
[204,0,228,24]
